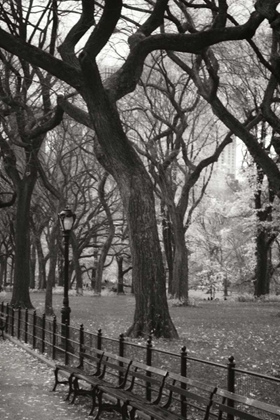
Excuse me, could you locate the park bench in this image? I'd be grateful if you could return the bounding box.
[0,313,8,339]
[52,347,105,400]
[211,387,280,419]
[74,359,217,420]
[53,347,133,408]
[70,350,133,416]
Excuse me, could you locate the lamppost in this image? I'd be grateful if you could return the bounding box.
[58,207,76,327]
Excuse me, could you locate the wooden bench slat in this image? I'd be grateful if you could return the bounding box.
[131,360,169,376]
[216,388,280,415]
[168,371,214,392]
[129,398,182,420]
[212,401,264,420]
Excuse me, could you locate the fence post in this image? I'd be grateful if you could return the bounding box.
[65,322,69,365]
[6,304,10,334]
[42,313,46,354]
[32,311,36,349]
[97,328,102,350]
[25,309,28,343]
[180,346,187,417]
[227,355,235,420]
[146,335,153,401]
[119,333,125,385]
[79,324,84,367]
[52,316,57,360]
[11,306,14,337]
[17,307,21,340]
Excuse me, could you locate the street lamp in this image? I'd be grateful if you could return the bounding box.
[58,207,76,327]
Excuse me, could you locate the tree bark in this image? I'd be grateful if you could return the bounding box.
[94,174,115,295]
[254,230,270,296]
[45,223,59,316]
[71,233,83,295]
[29,244,36,289]
[10,177,36,309]
[161,206,174,295]
[34,233,46,290]
[169,210,189,301]
[117,257,124,294]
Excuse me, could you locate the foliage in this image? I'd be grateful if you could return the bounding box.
[237,293,280,303]
[189,181,257,291]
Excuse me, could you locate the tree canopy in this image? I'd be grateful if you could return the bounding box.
[1,0,280,336]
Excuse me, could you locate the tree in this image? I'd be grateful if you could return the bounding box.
[0,0,277,335]
[123,53,234,302]
[191,185,256,295]
[0,63,63,308]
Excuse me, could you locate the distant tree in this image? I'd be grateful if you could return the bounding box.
[0,45,63,309]
[191,184,256,294]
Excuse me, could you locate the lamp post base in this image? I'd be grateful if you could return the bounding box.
[60,307,75,354]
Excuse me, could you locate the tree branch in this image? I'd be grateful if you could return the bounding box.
[105,10,264,101]
[57,96,93,129]
[34,155,61,200]
[0,27,83,90]
[83,0,122,61]
[58,0,95,68]
[27,104,64,141]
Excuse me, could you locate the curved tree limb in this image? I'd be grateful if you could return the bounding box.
[58,0,95,68]
[105,10,264,101]
[83,0,122,61]
[0,27,83,90]
[34,155,61,200]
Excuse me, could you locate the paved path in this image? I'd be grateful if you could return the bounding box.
[0,339,114,419]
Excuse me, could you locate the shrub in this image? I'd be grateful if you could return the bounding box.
[236,293,280,302]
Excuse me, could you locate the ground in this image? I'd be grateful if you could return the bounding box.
[0,339,117,420]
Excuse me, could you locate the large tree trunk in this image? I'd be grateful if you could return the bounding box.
[11,178,36,308]
[34,233,47,290]
[45,223,59,316]
[254,230,270,296]
[0,257,4,290]
[117,256,124,294]
[169,211,189,302]
[71,233,83,295]
[29,243,36,289]
[161,206,174,295]
[80,56,178,338]
[253,169,274,297]
[94,174,115,295]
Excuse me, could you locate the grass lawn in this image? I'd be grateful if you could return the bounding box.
[1,290,280,377]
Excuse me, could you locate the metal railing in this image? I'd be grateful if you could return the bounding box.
[1,302,280,419]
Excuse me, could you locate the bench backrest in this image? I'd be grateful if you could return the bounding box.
[81,348,132,386]
[163,371,218,420]
[213,388,280,419]
[124,360,169,403]
[80,348,104,374]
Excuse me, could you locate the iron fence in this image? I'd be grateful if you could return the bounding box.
[1,302,280,419]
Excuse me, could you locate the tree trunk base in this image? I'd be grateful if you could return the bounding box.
[125,318,179,339]
[10,299,34,310]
